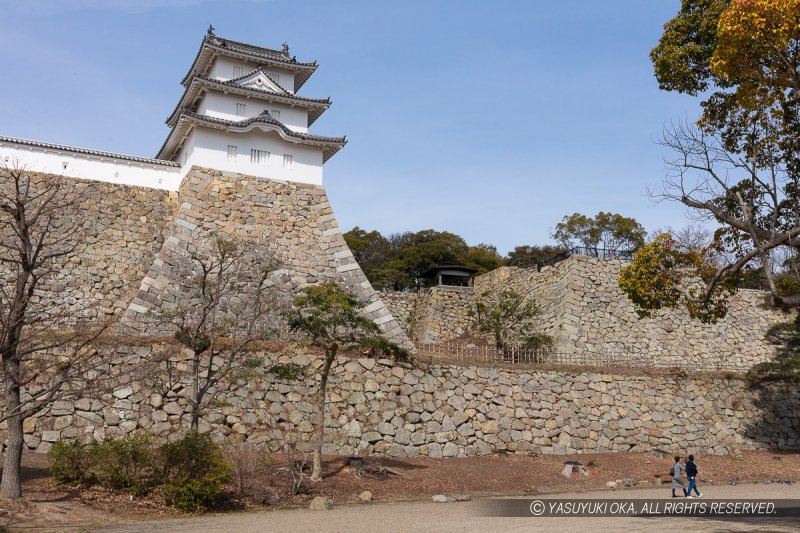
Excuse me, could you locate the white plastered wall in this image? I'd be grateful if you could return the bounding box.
[0,140,182,190]
[184,127,323,185]
[197,92,309,132]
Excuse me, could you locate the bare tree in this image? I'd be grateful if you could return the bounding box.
[653,120,800,309]
[0,164,111,500]
[152,234,279,431]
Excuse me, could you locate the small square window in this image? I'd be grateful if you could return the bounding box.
[236,103,247,116]
[227,145,238,161]
[269,73,281,86]
[250,149,269,164]
[283,154,293,169]
[269,109,281,121]
[233,65,245,77]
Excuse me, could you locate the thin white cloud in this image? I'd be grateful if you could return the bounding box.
[8,0,273,16]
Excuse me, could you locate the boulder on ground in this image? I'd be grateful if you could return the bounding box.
[309,496,333,510]
[358,490,373,502]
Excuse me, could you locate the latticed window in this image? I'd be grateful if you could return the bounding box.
[232,64,245,77]
[269,73,281,87]
[269,109,281,121]
[283,154,293,169]
[235,103,246,116]
[227,145,237,160]
[250,149,269,164]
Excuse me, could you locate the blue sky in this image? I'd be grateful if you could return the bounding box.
[0,0,697,254]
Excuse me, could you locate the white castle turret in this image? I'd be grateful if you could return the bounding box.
[0,28,345,190]
[158,27,346,185]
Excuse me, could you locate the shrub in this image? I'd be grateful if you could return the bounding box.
[48,440,93,484]
[93,433,159,495]
[161,432,231,511]
[226,443,270,498]
[267,363,306,381]
[49,432,233,511]
[776,273,800,298]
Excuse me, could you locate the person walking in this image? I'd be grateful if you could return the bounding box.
[669,456,686,498]
[685,454,702,498]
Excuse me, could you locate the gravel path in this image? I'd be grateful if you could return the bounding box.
[100,483,800,532]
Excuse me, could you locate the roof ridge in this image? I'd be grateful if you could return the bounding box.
[210,34,288,58]
[205,34,318,67]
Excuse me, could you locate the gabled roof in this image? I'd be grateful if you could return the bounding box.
[181,33,318,92]
[0,135,179,167]
[157,109,346,163]
[167,69,331,128]
[227,68,289,94]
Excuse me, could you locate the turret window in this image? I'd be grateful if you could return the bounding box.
[269,73,281,86]
[251,149,269,164]
[227,145,238,160]
[232,65,245,77]
[236,103,247,116]
[283,154,293,169]
[267,109,281,121]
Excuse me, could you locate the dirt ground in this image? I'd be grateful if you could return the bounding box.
[103,483,800,533]
[3,450,800,530]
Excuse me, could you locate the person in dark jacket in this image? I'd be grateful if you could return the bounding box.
[685,454,702,498]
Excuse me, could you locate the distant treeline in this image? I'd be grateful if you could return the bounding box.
[343,227,566,291]
[344,212,651,291]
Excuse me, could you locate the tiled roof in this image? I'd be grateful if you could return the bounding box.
[186,109,345,143]
[157,109,346,162]
[216,36,317,67]
[166,71,331,128]
[0,135,180,167]
[181,34,318,92]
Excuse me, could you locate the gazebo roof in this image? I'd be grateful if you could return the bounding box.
[423,265,479,277]
[181,33,318,92]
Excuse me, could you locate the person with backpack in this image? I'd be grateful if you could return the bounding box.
[685,454,702,498]
[669,456,686,497]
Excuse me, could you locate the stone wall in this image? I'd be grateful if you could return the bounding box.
[4,172,178,321]
[119,167,411,349]
[383,287,477,344]
[543,256,788,368]
[22,345,800,457]
[2,167,411,349]
[385,256,792,370]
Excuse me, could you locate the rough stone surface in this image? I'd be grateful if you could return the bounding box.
[118,167,411,350]
[384,256,791,370]
[9,168,410,349]
[21,344,800,458]
[5,172,178,322]
[308,496,333,510]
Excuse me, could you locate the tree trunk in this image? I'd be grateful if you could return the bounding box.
[1,360,23,500]
[191,350,200,432]
[310,350,336,482]
[190,407,199,432]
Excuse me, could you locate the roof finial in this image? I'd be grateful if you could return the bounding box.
[282,42,289,55]
[207,25,215,36]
